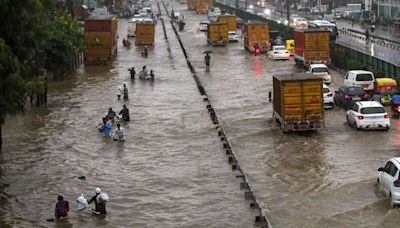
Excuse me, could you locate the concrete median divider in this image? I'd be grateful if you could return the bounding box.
[162,1,272,226]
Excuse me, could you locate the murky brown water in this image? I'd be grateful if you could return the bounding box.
[0,4,259,227]
[176,3,400,227]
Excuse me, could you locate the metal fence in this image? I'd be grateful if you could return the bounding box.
[331,42,400,79]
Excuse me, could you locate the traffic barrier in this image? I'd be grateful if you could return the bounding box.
[240,182,249,190]
[164,2,271,226]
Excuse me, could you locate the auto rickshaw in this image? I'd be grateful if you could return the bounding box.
[374,78,398,105]
[286,39,294,56]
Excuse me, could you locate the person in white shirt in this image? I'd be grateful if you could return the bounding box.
[112,123,125,141]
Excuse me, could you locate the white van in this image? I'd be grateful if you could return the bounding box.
[344,70,375,92]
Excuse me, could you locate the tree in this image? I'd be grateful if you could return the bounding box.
[45,13,84,79]
[0,39,26,149]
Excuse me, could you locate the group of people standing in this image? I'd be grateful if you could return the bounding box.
[128,65,155,80]
[98,105,130,141]
[55,188,108,220]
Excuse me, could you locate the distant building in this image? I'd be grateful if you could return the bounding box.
[365,0,400,20]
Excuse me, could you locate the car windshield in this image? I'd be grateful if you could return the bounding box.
[275,47,286,51]
[229,32,236,35]
[323,88,330,93]
[356,73,373,81]
[346,87,365,95]
[360,107,385,114]
[312,67,328,73]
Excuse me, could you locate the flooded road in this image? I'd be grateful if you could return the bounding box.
[174,2,400,227]
[0,5,258,227]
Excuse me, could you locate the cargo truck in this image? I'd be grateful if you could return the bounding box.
[187,0,196,10]
[217,15,237,32]
[84,15,118,65]
[135,22,155,45]
[273,74,324,132]
[195,0,212,14]
[207,22,228,46]
[294,29,330,67]
[243,22,270,53]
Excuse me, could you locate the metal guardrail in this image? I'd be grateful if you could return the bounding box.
[339,28,400,51]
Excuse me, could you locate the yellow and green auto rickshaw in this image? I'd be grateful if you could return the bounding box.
[375,78,398,105]
[285,39,294,56]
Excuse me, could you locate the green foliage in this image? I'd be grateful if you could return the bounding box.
[45,12,84,73]
[26,76,45,94]
[0,39,26,125]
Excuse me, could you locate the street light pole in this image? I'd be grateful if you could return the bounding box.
[286,0,290,26]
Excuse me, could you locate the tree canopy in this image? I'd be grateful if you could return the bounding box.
[0,0,84,148]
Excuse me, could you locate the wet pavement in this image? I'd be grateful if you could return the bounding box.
[173,2,400,227]
[0,2,259,227]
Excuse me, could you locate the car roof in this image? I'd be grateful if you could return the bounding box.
[348,70,373,74]
[390,158,400,166]
[310,64,327,68]
[355,101,384,108]
[323,84,329,88]
[273,45,286,48]
[200,20,210,23]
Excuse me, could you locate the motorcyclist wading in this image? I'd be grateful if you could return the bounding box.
[391,94,400,118]
[253,43,261,56]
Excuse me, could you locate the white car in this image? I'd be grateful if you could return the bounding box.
[378,158,400,208]
[311,7,320,14]
[139,9,148,17]
[132,14,144,23]
[307,64,331,84]
[199,20,210,32]
[346,101,390,130]
[228,31,239,42]
[268,46,290,60]
[323,84,334,109]
[213,7,221,16]
[295,18,308,29]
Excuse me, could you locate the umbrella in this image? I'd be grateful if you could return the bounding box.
[203,50,213,54]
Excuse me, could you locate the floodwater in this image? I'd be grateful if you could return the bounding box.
[175,2,400,228]
[0,4,259,227]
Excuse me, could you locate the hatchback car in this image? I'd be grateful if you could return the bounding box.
[334,86,368,109]
[268,46,290,60]
[199,20,210,32]
[323,84,334,109]
[377,158,400,208]
[228,31,239,42]
[307,64,331,84]
[346,101,390,130]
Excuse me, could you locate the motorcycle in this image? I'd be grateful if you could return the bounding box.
[254,47,261,56]
[392,104,400,118]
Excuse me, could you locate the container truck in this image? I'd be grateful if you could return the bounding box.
[84,15,118,65]
[207,22,228,46]
[187,0,196,10]
[273,73,324,132]
[294,29,330,67]
[135,22,155,45]
[217,15,237,32]
[243,22,270,53]
[195,0,212,14]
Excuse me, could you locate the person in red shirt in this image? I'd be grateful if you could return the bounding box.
[54,195,69,219]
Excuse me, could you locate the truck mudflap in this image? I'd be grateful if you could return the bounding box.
[283,119,324,132]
